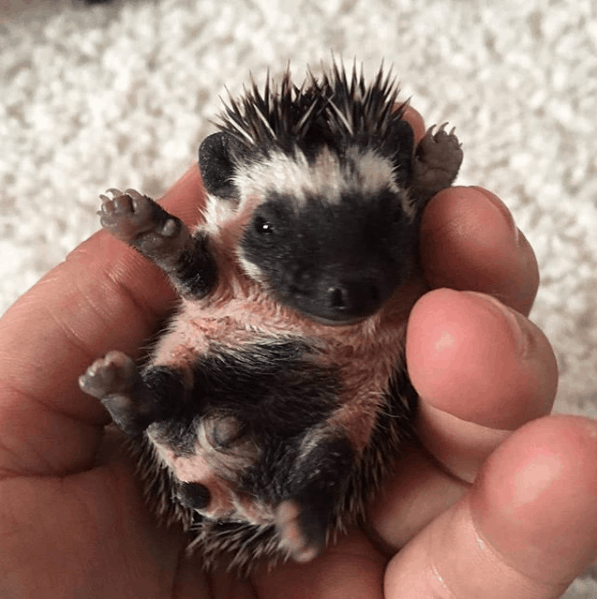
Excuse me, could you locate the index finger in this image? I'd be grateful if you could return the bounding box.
[420,184,539,317]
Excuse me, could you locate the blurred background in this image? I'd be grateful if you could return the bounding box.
[1,1,596,595]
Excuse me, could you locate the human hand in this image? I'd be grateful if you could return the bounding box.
[0,108,595,599]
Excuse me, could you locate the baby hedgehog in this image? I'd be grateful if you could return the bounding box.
[79,62,463,572]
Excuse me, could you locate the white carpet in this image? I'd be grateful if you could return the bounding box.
[1,0,596,594]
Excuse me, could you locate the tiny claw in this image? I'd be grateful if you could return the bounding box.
[161,219,179,237]
[124,188,144,201]
[106,188,124,198]
[99,201,116,215]
[437,122,449,133]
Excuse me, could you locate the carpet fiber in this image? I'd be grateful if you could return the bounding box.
[1,0,596,594]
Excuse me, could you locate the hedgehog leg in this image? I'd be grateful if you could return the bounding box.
[79,351,182,435]
[99,188,217,298]
[411,124,463,202]
[276,436,355,562]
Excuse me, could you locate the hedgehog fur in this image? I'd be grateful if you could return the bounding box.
[79,61,463,574]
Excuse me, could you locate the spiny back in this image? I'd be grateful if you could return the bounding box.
[217,62,407,152]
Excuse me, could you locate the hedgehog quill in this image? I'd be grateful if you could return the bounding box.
[79,62,463,573]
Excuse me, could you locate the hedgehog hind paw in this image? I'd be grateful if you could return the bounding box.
[79,350,138,399]
[275,499,325,563]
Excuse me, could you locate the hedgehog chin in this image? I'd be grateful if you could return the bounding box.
[293,308,374,327]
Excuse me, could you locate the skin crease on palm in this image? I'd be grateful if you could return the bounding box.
[0,106,596,599]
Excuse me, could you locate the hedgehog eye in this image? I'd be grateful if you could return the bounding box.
[254,216,274,235]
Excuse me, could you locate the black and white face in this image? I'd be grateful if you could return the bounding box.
[233,145,419,324]
[198,112,419,324]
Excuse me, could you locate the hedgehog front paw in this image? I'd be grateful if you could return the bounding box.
[413,124,463,194]
[99,188,181,251]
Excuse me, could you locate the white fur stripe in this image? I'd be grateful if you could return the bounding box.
[232,146,412,214]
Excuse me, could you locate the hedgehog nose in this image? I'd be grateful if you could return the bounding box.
[327,280,381,315]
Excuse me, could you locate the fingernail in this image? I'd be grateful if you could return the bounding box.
[463,292,532,359]
[470,186,520,244]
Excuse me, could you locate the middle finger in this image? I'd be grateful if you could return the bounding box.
[369,290,557,552]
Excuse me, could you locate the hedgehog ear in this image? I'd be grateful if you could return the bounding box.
[381,118,414,185]
[198,132,247,199]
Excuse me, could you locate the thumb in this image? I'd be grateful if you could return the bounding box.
[385,415,597,598]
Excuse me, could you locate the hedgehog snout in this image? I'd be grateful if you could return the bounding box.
[286,270,390,324]
[327,279,381,315]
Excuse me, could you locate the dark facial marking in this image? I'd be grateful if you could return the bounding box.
[241,190,418,323]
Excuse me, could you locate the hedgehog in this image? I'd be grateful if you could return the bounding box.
[79,62,463,573]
